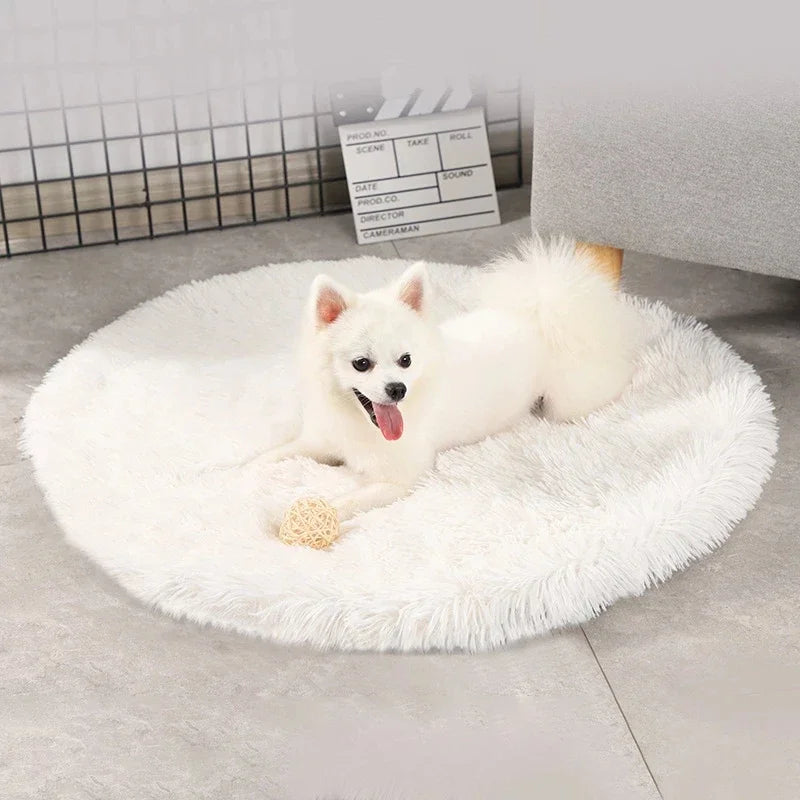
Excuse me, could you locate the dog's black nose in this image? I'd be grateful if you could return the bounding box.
[385,382,406,402]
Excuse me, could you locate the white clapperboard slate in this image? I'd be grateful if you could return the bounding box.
[331,78,500,244]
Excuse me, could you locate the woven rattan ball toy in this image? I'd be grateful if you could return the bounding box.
[278,497,340,549]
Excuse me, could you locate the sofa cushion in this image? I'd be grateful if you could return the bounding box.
[530,89,800,280]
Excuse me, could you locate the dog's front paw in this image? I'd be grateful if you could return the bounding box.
[330,495,357,524]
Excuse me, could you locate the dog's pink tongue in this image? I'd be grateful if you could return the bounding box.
[373,403,403,441]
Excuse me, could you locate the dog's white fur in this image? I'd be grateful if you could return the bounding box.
[265,237,639,523]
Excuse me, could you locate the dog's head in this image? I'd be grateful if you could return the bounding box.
[307,263,435,441]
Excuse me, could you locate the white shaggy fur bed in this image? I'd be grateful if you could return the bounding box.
[22,258,777,652]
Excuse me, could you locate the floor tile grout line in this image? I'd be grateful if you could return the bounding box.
[580,625,664,799]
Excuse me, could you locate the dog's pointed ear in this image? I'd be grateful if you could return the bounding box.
[310,275,351,327]
[396,262,429,314]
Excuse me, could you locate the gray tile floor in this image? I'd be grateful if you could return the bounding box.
[2,188,798,799]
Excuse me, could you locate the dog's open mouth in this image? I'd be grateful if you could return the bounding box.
[353,388,378,425]
[352,389,404,441]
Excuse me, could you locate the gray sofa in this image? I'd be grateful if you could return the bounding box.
[529,89,800,281]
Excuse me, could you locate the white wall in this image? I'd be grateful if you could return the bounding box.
[0,0,315,184]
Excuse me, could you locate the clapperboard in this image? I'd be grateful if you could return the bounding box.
[331,77,501,244]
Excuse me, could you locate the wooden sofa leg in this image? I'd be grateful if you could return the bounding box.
[576,242,624,286]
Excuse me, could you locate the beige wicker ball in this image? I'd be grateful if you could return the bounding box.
[278,497,340,549]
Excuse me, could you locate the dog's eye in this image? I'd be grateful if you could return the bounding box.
[398,353,411,369]
[352,357,372,372]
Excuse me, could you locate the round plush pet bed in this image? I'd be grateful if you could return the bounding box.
[23,258,777,652]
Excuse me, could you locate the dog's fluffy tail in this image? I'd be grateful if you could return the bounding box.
[480,236,640,421]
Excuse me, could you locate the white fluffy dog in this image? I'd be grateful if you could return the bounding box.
[265,237,638,523]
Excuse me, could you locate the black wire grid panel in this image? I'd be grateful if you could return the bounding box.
[0,4,523,258]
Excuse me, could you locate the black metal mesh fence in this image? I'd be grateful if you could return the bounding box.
[0,1,522,258]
